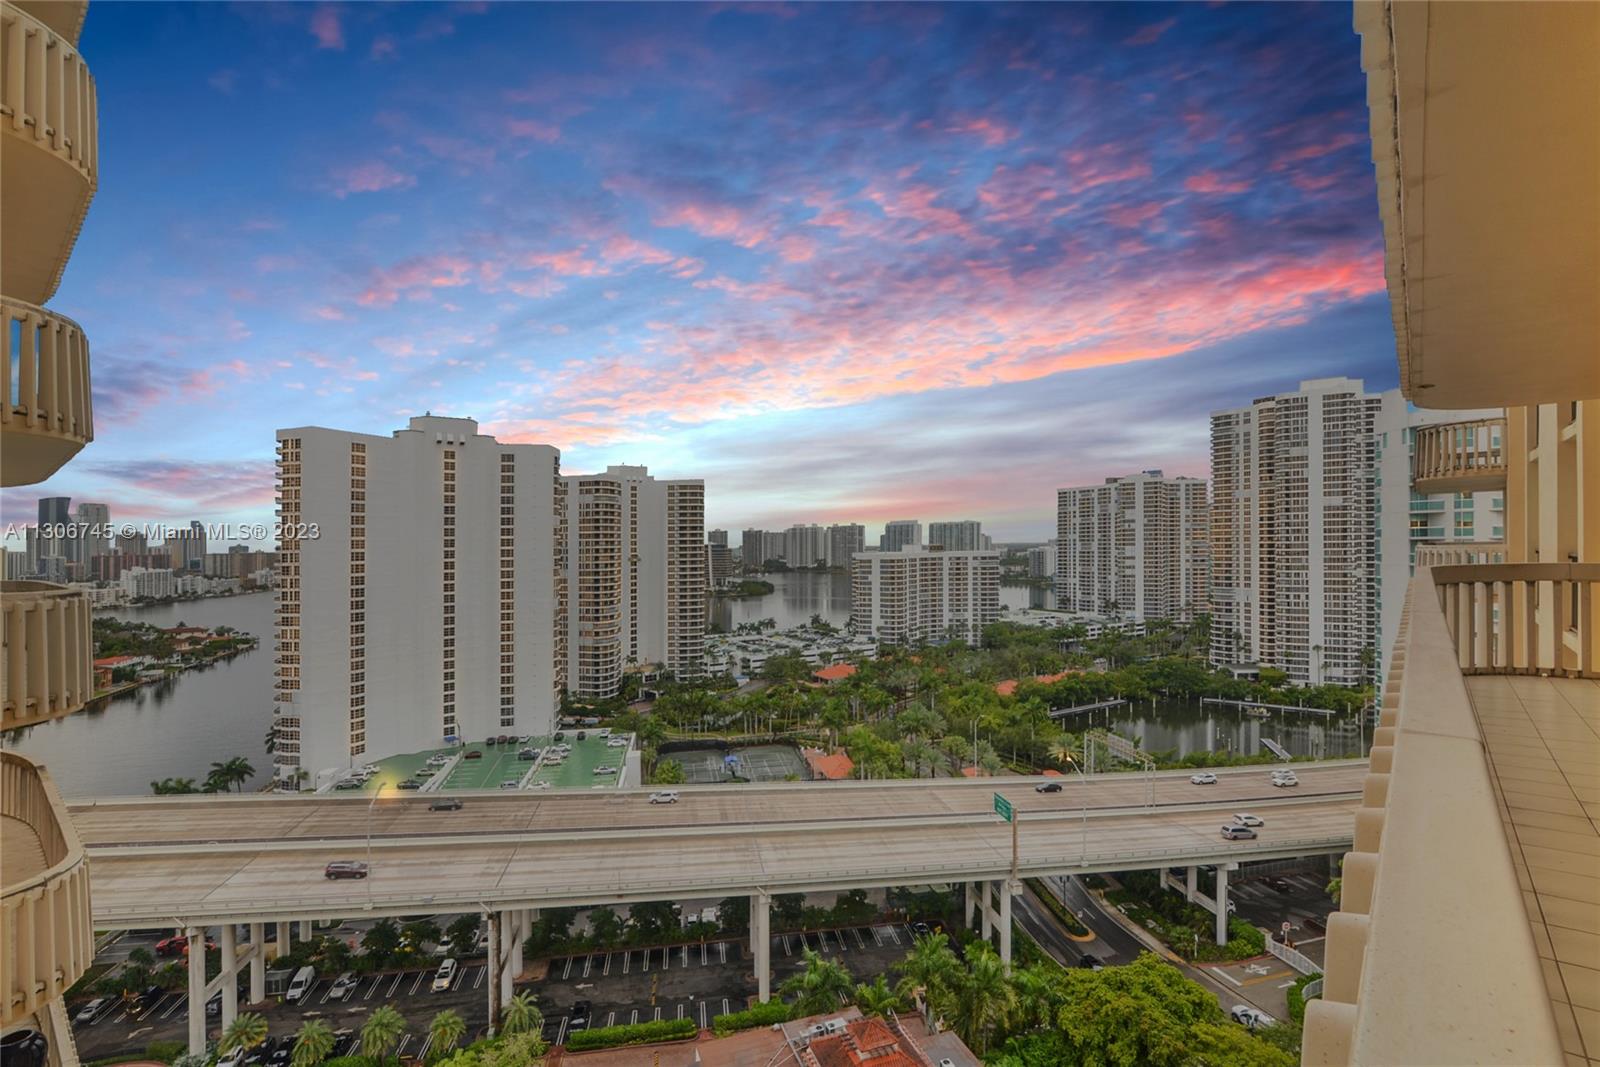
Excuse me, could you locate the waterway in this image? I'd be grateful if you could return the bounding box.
[1078,696,1367,761]
[2,592,276,797]
[708,571,1052,631]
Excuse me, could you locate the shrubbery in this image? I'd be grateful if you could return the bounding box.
[564,1017,696,1051]
[712,998,793,1036]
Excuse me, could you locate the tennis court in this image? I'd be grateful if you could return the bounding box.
[660,743,807,784]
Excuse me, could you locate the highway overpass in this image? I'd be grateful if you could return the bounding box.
[66,762,1362,1052]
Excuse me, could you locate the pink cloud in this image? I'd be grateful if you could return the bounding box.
[1124,18,1176,46]
[505,118,561,142]
[308,5,344,50]
[329,161,416,198]
[369,36,397,60]
[357,254,474,306]
[1184,171,1253,195]
[945,115,1016,147]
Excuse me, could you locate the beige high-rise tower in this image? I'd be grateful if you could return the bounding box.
[1055,470,1207,623]
[1,2,99,1060]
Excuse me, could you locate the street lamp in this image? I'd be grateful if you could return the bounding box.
[1064,755,1089,866]
[366,782,387,908]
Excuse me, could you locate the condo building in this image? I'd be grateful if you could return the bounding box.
[1208,377,1401,685]
[564,465,706,698]
[783,524,828,569]
[273,416,566,785]
[1055,471,1208,623]
[1026,541,1056,579]
[927,520,983,552]
[850,545,1001,646]
[828,523,866,568]
[1,0,101,1056]
[878,519,923,552]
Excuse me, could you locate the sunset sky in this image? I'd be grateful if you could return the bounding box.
[12,1,1396,543]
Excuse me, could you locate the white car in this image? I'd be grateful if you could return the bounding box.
[73,997,110,1024]
[431,959,458,993]
[1190,772,1218,785]
[327,972,358,1001]
[648,791,680,804]
[533,781,552,790]
[215,1048,246,1067]
[1230,1004,1274,1029]
[1233,813,1264,827]
[1272,773,1299,788]
[593,765,616,775]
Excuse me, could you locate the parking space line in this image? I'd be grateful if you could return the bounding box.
[629,1010,638,1026]
[556,1019,569,1045]
[661,947,669,971]
[603,953,612,976]
[681,945,688,968]
[318,980,336,1004]
[472,966,485,990]
[623,951,630,974]
[700,943,707,966]
[641,950,649,973]
[653,1007,662,1022]
[561,957,573,980]
[604,1011,615,1028]
[854,927,868,949]
[397,1035,413,1057]
[418,1035,434,1060]
[781,936,793,956]
[718,942,727,964]
[363,976,382,1001]
[582,956,592,979]
[722,997,730,1016]
[675,1003,684,1020]
[408,971,427,996]
[451,965,467,991]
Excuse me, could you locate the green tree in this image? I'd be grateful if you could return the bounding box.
[220,1012,269,1057]
[483,1031,548,1067]
[649,759,686,786]
[1051,953,1227,1066]
[852,976,903,1018]
[445,915,481,958]
[947,942,1016,1054]
[361,1004,406,1062]
[587,907,624,946]
[1008,961,1061,1032]
[717,896,751,937]
[773,894,807,930]
[362,918,402,962]
[292,1018,336,1067]
[780,948,853,1016]
[402,918,443,951]
[501,991,543,1036]
[894,931,960,1012]
[628,901,680,943]
[427,1009,466,1061]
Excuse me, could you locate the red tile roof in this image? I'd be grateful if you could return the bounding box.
[995,669,1081,696]
[813,663,858,683]
[804,749,855,780]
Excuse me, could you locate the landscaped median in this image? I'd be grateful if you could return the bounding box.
[711,999,793,1036]
[564,1017,697,1052]
[1022,879,1093,938]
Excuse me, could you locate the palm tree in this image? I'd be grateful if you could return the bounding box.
[1046,738,1077,768]
[291,1018,335,1067]
[853,976,903,1018]
[426,1009,466,1061]
[947,943,1016,1054]
[1008,962,1059,1032]
[223,756,256,791]
[894,932,960,1013]
[361,1004,406,1062]
[220,1012,269,1057]
[780,948,853,1016]
[501,991,543,1035]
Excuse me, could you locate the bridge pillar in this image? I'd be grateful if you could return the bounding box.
[275,920,290,957]
[964,882,976,929]
[299,918,312,942]
[186,925,206,1056]
[752,892,771,1003]
[509,910,525,978]
[248,923,265,1004]
[1215,865,1230,945]
[999,882,1014,973]
[220,923,238,1029]
[979,881,993,941]
[485,911,501,1035]
[498,912,514,1009]
[1186,866,1198,904]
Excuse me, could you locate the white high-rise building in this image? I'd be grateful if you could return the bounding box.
[1026,542,1057,579]
[850,545,1000,646]
[1056,471,1208,623]
[827,523,866,568]
[1209,377,1399,685]
[783,524,828,569]
[928,520,983,552]
[878,520,922,552]
[273,416,566,785]
[564,465,705,697]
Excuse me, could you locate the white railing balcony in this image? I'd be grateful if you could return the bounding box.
[1411,418,1507,495]
[1,580,94,731]
[1,751,93,1034]
[0,0,98,306]
[1303,562,1598,1065]
[1,297,92,486]
[1412,541,1507,568]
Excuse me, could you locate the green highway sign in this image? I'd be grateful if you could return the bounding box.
[993,793,1014,823]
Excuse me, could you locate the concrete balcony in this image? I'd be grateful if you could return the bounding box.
[1,580,94,732]
[10,1,84,44]
[1304,562,1598,1066]
[1,298,93,487]
[1413,541,1507,568]
[1,0,98,307]
[1,751,93,1038]
[1411,417,1506,495]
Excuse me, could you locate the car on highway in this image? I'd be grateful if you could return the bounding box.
[1076,954,1104,970]
[327,972,359,1000]
[1272,772,1299,787]
[648,791,680,804]
[1035,781,1063,793]
[1263,876,1293,893]
[73,998,110,1024]
[432,958,458,993]
[1220,824,1257,840]
[1190,772,1218,785]
[429,797,463,811]
[1230,1004,1275,1029]
[1232,813,1264,827]
[324,861,369,880]
[570,1000,592,1029]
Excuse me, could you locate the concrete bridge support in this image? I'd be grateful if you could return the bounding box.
[275,920,290,957]
[248,923,265,1004]
[485,908,534,1034]
[219,924,238,1028]
[751,891,771,1002]
[972,879,1019,971]
[1170,863,1237,945]
[186,925,206,1056]
[964,881,977,929]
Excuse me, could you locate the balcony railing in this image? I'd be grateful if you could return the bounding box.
[1,580,94,732]
[1411,418,1506,494]
[1,751,93,1033]
[1301,561,1596,1065]
[1412,541,1507,567]
[1,297,93,486]
[0,0,99,306]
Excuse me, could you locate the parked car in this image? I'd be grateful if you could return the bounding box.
[267,1044,292,1067]
[1220,824,1258,840]
[499,781,520,789]
[432,959,458,993]
[73,998,109,1024]
[240,1037,277,1066]
[1232,813,1264,827]
[1230,1004,1274,1029]
[324,861,369,880]
[286,965,317,1004]
[485,736,499,746]
[910,921,932,937]
[398,780,422,790]
[333,778,363,790]
[215,1045,247,1067]
[327,973,359,1001]
[329,1031,357,1059]
[1190,772,1218,785]
[606,737,628,748]
[593,765,616,775]
[1035,781,1063,793]
[517,748,537,760]
[139,984,165,1008]
[429,798,463,812]
[569,1000,592,1028]
[648,791,680,804]
[463,750,484,760]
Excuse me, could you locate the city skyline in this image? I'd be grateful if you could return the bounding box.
[3,1,1395,543]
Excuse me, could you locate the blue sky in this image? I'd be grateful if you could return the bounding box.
[10,1,1397,543]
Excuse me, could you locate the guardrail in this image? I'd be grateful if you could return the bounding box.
[1413,541,1506,567]
[1429,562,1598,677]
[87,833,1353,924]
[1,579,94,731]
[1,752,93,1031]
[1411,417,1506,494]
[0,297,94,485]
[1264,933,1321,976]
